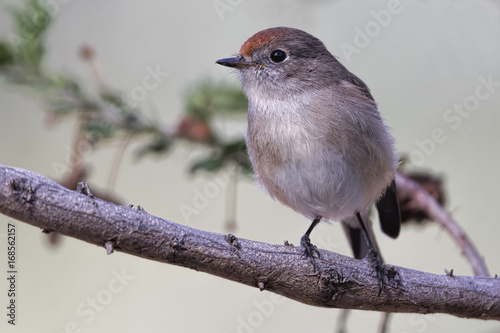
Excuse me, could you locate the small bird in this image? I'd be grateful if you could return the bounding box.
[216,27,400,286]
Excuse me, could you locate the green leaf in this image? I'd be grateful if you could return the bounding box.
[184,80,247,121]
[6,0,51,68]
[190,155,226,173]
[0,41,14,66]
[135,135,174,159]
[189,138,253,175]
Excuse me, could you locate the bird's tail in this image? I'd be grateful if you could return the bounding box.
[341,213,382,260]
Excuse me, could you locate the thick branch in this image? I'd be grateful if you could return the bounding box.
[0,164,499,320]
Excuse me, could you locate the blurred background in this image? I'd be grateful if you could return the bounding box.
[1,0,500,332]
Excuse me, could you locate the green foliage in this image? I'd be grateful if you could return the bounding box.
[135,134,174,159]
[0,0,252,178]
[190,138,252,175]
[2,0,50,71]
[0,41,14,66]
[185,80,247,121]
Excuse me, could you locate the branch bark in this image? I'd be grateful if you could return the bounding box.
[396,173,489,277]
[0,164,499,320]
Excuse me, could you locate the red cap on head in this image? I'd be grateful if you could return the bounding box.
[239,27,289,58]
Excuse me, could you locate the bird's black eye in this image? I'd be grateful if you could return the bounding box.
[270,50,287,63]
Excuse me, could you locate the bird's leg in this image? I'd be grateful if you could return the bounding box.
[300,216,322,270]
[355,212,386,295]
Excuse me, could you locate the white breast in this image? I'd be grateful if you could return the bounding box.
[245,90,387,221]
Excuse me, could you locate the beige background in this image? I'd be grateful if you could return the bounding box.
[1,0,500,332]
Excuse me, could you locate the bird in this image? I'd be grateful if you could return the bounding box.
[216,27,400,288]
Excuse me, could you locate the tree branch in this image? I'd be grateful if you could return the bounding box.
[396,173,489,277]
[0,164,499,320]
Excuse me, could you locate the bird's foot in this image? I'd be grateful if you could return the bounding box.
[364,249,397,295]
[300,234,321,271]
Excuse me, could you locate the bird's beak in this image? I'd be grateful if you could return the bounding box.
[216,56,260,69]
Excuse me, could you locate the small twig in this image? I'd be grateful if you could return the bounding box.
[335,309,350,333]
[76,182,94,197]
[224,172,238,232]
[79,45,110,90]
[378,312,391,333]
[107,134,133,192]
[396,173,489,277]
[104,240,115,255]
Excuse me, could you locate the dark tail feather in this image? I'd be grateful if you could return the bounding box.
[343,180,400,260]
[342,214,379,260]
[344,225,366,259]
[376,179,401,239]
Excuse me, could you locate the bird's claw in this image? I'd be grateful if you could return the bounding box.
[365,249,391,295]
[300,234,321,271]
